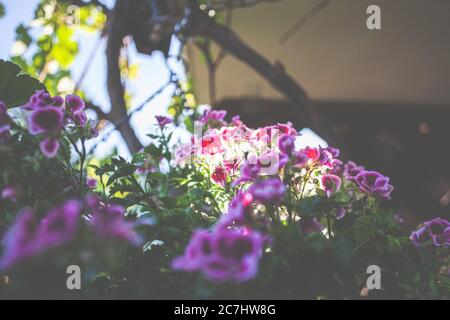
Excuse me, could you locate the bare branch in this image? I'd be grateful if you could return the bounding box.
[106,0,142,153]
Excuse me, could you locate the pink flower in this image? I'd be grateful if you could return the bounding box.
[295,150,308,167]
[172,227,264,283]
[0,200,81,271]
[1,185,19,202]
[211,166,227,185]
[86,177,98,189]
[87,195,141,246]
[201,109,227,127]
[249,178,286,204]
[155,115,172,129]
[355,171,394,200]
[65,94,85,112]
[29,106,64,135]
[24,90,64,110]
[72,110,87,127]
[231,161,260,187]
[344,161,365,181]
[0,209,40,271]
[37,200,81,250]
[39,138,60,158]
[321,174,342,198]
[278,134,295,156]
[217,192,254,228]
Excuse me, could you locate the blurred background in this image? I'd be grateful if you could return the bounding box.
[1,0,449,224]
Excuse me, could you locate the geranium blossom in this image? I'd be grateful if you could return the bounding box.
[172,227,265,282]
[249,178,286,204]
[87,195,141,246]
[65,94,85,112]
[0,201,81,271]
[355,170,394,199]
[321,174,342,198]
[24,90,64,110]
[155,115,172,129]
[410,218,450,247]
[1,185,19,202]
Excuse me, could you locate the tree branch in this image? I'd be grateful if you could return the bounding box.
[106,0,143,153]
[185,0,313,127]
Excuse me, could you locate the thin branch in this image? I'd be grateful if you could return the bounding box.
[279,0,331,44]
[185,0,313,127]
[106,0,142,153]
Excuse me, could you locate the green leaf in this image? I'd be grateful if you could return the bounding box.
[0,60,45,108]
[0,2,5,18]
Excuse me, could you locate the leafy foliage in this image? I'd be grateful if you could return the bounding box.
[0,60,44,108]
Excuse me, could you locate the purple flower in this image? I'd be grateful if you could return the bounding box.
[410,226,428,247]
[65,94,85,112]
[278,134,295,155]
[321,174,342,198]
[0,101,9,125]
[72,111,87,127]
[249,178,286,204]
[24,90,64,110]
[37,200,81,249]
[299,217,324,235]
[173,227,264,282]
[317,147,331,166]
[29,106,64,135]
[40,138,60,158]
[344,161,365,181]
[355,171,394,199]
[87,195,141,246]
[336,207,346,220]
[155,115,172,129]
[0,209,40,271]
[0,125,10,144]
[424,218,450,247]
[0,201,81,271]
[1,185,19,202]
[231,161,260,187]
[231,115,243,127]
[295,150,308,167]
[200,109,227,127]
[325,146,340,158]
[217,192,254,228]
[410,218,450,247]
[86,177,98,189]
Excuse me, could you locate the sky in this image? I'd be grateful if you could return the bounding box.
[0,0,326,159]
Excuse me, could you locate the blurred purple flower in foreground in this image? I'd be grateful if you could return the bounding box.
[1,185,19,202]
[87,195,141,246]
[0,201,81,271]
[249,178,286,204]
[172,227,264,282]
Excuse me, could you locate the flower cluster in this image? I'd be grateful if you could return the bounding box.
[172,110,397,283]
[0,201,81,270]
[25,90,93,158]
[410,218,450,247]
[0,195,141,271]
